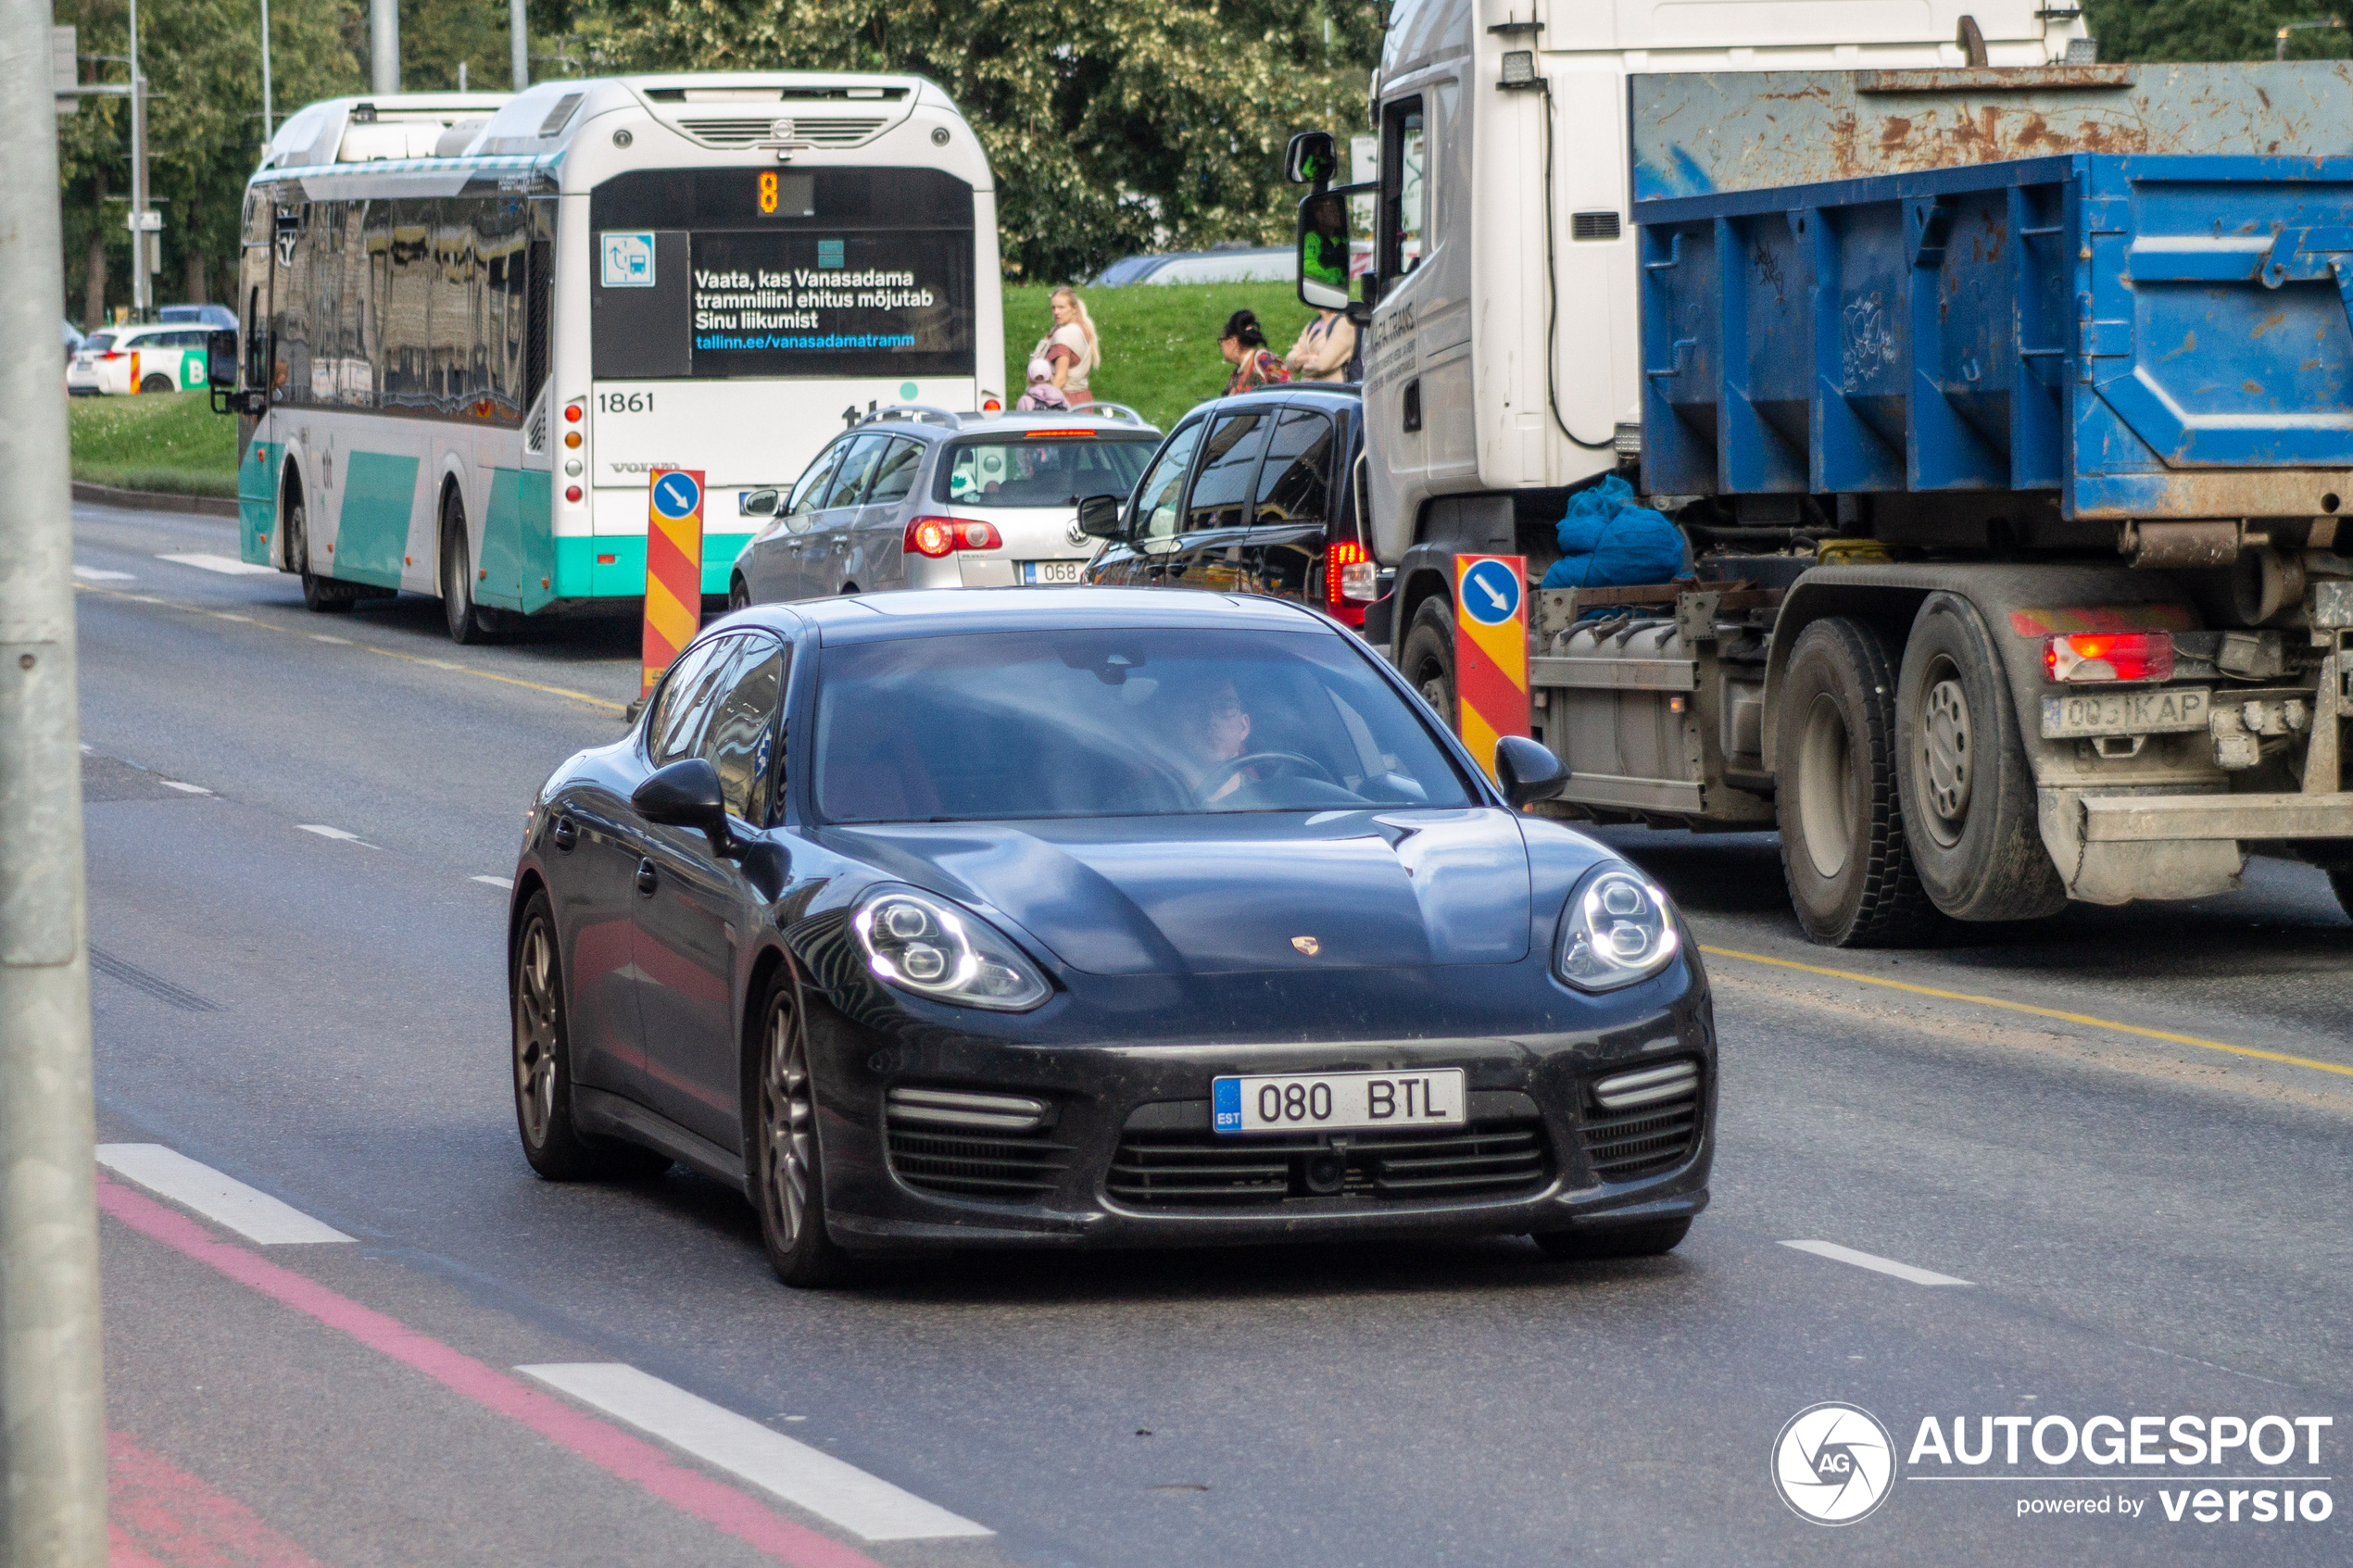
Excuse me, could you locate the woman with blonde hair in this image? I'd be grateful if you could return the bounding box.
[1034,286,1100,407]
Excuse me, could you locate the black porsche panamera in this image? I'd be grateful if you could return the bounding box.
[508,589,1715,1286]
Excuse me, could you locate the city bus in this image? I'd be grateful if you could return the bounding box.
[227,75,1007,641]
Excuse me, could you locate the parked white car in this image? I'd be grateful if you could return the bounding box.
[729,407,1161,607]
[65,323,214,396]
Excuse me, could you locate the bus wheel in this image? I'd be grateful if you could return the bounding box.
[440,500,492,646]
[286,490,352,614]
[139,373,174,395]
[1401,596,1458,727]
[1774,617,1938,947]
[1897,593,2066,922]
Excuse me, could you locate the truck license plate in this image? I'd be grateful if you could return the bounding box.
[1018,559,1085,584]
[1213,1069,1467,1135]
[2040,686,2209,739]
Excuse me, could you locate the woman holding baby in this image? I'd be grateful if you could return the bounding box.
[1018,287,1100,409]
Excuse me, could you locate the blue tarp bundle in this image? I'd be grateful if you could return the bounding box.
[1538,476,1687,589]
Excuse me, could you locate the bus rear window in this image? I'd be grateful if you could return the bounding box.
[940,438,1154,508]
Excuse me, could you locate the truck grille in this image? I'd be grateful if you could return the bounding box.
[1577,1060,1703,1182]
[1108,1121,1549,1208]
[883,1087,1071,1201]
[674,115,888,148]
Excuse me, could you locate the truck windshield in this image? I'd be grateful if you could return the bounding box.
[815,628,1475,821]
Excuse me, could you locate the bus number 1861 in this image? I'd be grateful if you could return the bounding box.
[598,392,655,415]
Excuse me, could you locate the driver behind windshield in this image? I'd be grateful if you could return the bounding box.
[1163,673,1255,802]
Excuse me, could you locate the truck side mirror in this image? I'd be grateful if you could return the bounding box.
[1285,131,1339,190]
[1494,735,1570,809]
[205,329,239,389]
[1297,190,1353,313]
[1076,492,1126,541]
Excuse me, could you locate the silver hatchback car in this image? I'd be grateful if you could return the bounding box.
[727,406,1162,607]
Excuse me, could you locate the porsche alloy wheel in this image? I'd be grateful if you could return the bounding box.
[753,978,854,1287]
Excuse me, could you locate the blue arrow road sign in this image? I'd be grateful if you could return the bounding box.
[651,471,702,521]
[1460,558,1521,626]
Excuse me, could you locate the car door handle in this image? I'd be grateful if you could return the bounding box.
[552,816,577,851]
[635,858,658,897]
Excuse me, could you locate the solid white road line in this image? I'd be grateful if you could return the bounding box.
[73,565,135,581]
[516,1363,993,1542]
[1780,1239,1970,1287]
[162,780,211,795]
[96,1145,352,1245]
[157,552,278,576]
[471,875,514,889]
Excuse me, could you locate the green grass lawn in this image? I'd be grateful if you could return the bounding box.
[1004,280,1317,433]
[69,392,241,497]
[65,281,1313,500]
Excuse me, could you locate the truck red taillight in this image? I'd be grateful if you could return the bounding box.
[904,517,1001,558]
[2045,632,2174,684]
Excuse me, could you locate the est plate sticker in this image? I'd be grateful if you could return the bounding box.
[1214,1069,1467,1135]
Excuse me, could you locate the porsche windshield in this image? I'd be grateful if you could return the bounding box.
[815,628,1477,821]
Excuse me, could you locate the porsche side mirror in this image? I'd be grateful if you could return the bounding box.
[1076,492,1126,540]
[633,758,736,856]
[1494,735,1570,809]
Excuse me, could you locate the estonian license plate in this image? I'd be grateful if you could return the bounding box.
[1213,1069,1467,1135]
[2040,686,2210,739]
[1018,559,1085,585]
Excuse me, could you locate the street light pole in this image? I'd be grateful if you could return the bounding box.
[510,0,527,90]
[370,0,397,94]
[259,0,273,141]
[0,0,109,1562]
[127,0,149,317]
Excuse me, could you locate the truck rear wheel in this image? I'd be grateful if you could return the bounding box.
[1401,597,1457,727]
[1897,594,2067,922]
[1775,617,1938,946]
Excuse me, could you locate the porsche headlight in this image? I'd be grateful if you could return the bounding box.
[851,888,1051,1011]
[1554,865,1680,992]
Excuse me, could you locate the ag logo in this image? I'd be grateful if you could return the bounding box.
[1772,1402,1896,1524]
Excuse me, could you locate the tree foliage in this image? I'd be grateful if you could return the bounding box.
[574,0,1379,282]
[2085,0,2353,63]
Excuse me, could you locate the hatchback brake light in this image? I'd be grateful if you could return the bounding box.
[904,516,1002,558]
[2045,632,2174,684]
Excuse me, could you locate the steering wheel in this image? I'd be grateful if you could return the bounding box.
[1195,750,1340,800]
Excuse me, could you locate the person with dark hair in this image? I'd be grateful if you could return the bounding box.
[1218,309,1291,396]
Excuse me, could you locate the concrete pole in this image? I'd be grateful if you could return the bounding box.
[510,0,527,90]
[370,0,397,94]
[0,0,108,1558]
[127,0,149,316]
[258,0,273,141]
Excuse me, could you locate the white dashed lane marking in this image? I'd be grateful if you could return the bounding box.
[96,1145,352,1245]
[517,1363,994,1542]
[156,552,278,576]
[162,780,211,795]
[471,875,514,890]
[73,565,135,581]
[1781,1239,1971,1287]
[296,823,371,846]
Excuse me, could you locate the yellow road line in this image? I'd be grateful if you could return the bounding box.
[77,582,627,714]
[1699,944,2353,1081]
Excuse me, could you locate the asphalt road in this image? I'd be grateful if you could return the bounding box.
[69,501,2353,1566]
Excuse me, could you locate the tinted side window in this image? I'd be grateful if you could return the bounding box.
[821,434,889,509]
[1132,420,1205,542]
[1185,412,1272,532]
[787,443,847,516]
[864,439,923,507]
[649,635,741,766]
[700,636,788,822]
[1252,408,1333,525]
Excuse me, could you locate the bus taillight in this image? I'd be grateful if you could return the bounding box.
[565,402,583,421]
[564,485,583,504]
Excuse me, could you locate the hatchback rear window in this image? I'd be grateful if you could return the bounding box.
[938,436,1153,508]
[82,333,116,354]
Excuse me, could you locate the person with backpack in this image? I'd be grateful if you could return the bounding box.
[1218,309,1290,396]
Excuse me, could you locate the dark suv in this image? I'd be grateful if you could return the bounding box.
[1083,384,1374,631]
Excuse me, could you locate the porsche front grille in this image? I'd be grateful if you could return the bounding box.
[884,1086,1071,1200]
[1577,1060,1703,1182]
[1107,1121,1549,1208]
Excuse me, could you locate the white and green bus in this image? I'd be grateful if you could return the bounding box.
[228,75,1006,641]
